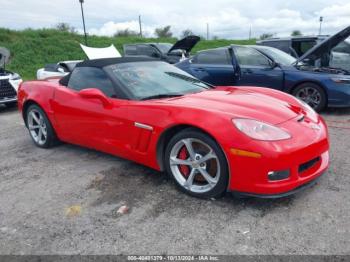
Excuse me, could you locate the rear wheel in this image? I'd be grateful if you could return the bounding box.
[164,129,229,199]
[26,104,59,148]
[292,82,326,112]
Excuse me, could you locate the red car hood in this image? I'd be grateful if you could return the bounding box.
[161,87,303,125]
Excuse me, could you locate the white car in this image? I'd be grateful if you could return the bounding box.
[0,47,22,107]
[36,44,121,80]
[36,60,82,80]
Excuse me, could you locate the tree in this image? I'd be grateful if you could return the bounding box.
[181,29,194,38]
[155,25,173,38]
[291,30,302,36]
[55,23,76,33]
[259,33,273,40]
[114,28,139,37]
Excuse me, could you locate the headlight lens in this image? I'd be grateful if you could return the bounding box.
[10,73,21,80]
[232,118,291,141]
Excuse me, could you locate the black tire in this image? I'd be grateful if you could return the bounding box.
[292,82,327,112]
[164,128,229,199]
[25,104,59,148]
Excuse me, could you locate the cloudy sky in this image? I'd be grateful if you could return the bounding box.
[1,0,349,39]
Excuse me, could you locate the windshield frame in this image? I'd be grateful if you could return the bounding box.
[104,61,211,101]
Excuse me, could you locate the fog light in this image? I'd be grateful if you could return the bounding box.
[268,170,290,181]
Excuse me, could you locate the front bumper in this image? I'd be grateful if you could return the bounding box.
[0,77,19,105]
[225,116,329,197]
[231,170,325,198]
[0,96,17,105]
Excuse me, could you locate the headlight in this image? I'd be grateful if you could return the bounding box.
[232,118,291,141]
[331,77,350,84]
[10,73,21,80]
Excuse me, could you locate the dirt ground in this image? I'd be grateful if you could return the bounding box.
[0,105,349,255]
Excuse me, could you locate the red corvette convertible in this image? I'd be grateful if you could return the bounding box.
[18,57,329,198]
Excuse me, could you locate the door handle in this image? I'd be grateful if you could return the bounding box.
[243,69,253,74]
[194,67,206,72]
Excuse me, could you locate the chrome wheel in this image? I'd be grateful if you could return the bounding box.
[295,86,321,109]
[27,109,47,146]
[169,138,220,193]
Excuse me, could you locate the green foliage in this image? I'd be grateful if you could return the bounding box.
[114,28,139,37]
[259,33,274,40]
[181,29,194,38]
[0,28,256,80]
[291,30,302,36]
[155,25,173,38]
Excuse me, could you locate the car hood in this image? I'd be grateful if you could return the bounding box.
[0,47,10,67]
[161,87,303,125]
[168,35,200,54]
[80,44,121,59]
[296,26,350,63]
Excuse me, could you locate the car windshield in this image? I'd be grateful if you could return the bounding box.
[154,43,173,54]
[105,61,210,100]
[255,46,297,65]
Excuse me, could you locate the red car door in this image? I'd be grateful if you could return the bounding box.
[52,67,133,158]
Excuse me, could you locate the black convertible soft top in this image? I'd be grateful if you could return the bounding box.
[59,57,158,86]
[76,57,158,68]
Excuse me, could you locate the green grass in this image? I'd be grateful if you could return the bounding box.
[0,28,256,80]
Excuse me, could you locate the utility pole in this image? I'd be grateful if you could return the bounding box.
[79,0,87,45]
[139,15,143,38]
[319,16,323,35]
[249,25,252,40]
[206,23,209,40]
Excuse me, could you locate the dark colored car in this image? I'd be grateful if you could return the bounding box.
[257,34,350,71]
[123,35,200,64]
[0,47,22,107]
[176,26,350,112]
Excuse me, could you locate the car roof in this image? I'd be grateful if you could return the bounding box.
[76,57,158,68]
[257,35,329,43]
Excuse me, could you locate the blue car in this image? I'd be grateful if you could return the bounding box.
[176,26,350,112]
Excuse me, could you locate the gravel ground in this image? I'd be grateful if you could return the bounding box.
[0,105,349,255]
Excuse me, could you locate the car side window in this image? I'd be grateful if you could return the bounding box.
[137,45,160,58]
[68,67,116,98]
[333,42,350,53]
[194,49,230,64]
[124,45,137,55]
[234,46,270,67]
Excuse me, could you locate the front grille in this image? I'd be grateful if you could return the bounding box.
[299,157,321,174]
[0,79,17,99]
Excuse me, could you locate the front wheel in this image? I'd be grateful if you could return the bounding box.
[292,83,326,112]
[164,129,229,199]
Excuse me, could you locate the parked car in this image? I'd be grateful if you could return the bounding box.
[176,26,350,112]
[37,60,82,80]
[257,34,350,71]
[123,35,200,64]
[37,44,121,80]
[18,57,329,199]
[0,47,22,107]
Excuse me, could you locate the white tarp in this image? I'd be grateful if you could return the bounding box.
[80,44,121,59]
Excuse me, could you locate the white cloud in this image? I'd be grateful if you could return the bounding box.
[0,0,349,39]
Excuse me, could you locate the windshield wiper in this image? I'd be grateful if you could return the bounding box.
[165,72,214,89]
[140,93,184,101]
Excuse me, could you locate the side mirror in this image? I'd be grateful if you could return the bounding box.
[78,88,112,108]
[57,68,65,73]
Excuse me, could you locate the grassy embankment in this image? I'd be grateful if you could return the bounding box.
[0,28,256,80]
